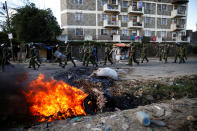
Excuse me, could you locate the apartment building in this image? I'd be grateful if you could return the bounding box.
[60,0,190,43]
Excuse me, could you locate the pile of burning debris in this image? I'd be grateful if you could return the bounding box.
[0,66,197,129]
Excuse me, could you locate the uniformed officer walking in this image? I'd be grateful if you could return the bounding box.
[82,43,90,66]
[179,44,185,64]
[62,43,76,68]
[128,43,139,66]
[103,45,113,66]
[86,45,98,67]
[29,45,40,70]
[174,43,180,63]
[163,44,169,63]
[141,44,149,63]
[0,44,10,71]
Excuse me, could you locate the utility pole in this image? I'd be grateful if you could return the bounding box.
[3,1,14,60]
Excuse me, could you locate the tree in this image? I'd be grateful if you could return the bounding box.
[11,3,62,43]
[0,32,9,43]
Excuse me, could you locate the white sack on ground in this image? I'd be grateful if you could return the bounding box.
[92,67,118,80]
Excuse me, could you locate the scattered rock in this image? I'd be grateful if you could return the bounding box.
[145,95,154,101]
[151,120,166,127]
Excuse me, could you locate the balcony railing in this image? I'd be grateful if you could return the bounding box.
[113,35,120,42]
[104,19,121,28]
[172,0,189,4]
[128,6,144,14]
[171,9,186,18]
[128,21,143,29]
[171,23,185,32]
[103,4,121,13]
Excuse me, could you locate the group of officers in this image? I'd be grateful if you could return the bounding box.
[54,43,113,69]
[0,42,188,71]
[51,42,188,70]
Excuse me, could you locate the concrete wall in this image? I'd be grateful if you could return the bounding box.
[66,0,96,10]
[67,13,96,26]
[157,18,171,29]
[144,17,155,28]
[157,4,173,16]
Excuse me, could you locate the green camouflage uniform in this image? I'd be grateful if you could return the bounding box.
[29,47,40,70]
[63,44,76,68]
[0,45,10,71]
[179,46,185,64]
[35,47,41,64]
[86,46,98,67]
[163,44,169,63]
[104,47,113,65]
[174,44,180,63]
[183,46,187,60]
[141,44,149,63]
[82,46,89,66]
[158,45,162,61]
[128,44,139,66]
[79,43,85,61]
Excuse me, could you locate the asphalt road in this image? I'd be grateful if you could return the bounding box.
[12,57,197,80]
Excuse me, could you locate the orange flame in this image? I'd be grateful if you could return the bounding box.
[23,74,88,122]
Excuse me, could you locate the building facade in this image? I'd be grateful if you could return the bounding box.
[60,0,190,43]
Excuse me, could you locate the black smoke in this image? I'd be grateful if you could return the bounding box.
[0,65,31,128]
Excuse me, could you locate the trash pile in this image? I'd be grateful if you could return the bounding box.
[53,67,197,112]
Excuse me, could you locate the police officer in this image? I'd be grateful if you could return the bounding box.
[174,43,180,63]
[183,44,187,60]
[86,45,98,67]
[141,44,149,63]
[35,46,41,64]
[157,44,163,61]
[103,45,113,66]
[163,44,169,63]
[0,44,10,71]
[55,44,63,67]
[179,44,185,64]
[29,45,40,70]
[62,43,76,68]
[128,43,139,66]
[82,43,90,66]
[79,43,86,62]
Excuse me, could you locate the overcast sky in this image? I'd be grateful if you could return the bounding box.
[0,0,197,31]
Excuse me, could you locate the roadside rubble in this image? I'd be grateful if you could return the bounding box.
[28,98,197,131]
[3,66,197,130]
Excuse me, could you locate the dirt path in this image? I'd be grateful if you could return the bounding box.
[17,57,197,80]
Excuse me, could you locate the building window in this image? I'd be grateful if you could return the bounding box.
[122,15,128,23]
[161,31,167,38]
[161,18,167,25]
[112,0,116,5]
[101,29,108,35]
[144,30,151,37]
[75,0,83,5]
[101,0,107,6]
[132,30,137,36]
[102,14,107,20]
[145,17,150,24]
[122,1,128,8]
[162,4,167,11]
[122,29,129,36]
[75,13,83,21]
[145,3,150,10]
[76,28,83,36]
[112,29,117,35]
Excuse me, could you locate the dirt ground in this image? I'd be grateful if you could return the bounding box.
[3,57,197,131]
[17,57,197,80]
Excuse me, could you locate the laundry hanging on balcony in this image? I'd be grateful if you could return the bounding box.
[152,36,157,42]
[138,2,143,8]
